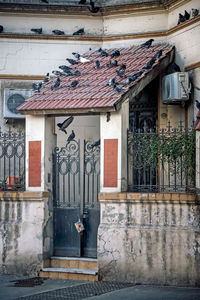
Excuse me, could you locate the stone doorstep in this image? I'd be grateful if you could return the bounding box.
[40,267,98,281]
[50,256,98,270]
[51,256,97,262]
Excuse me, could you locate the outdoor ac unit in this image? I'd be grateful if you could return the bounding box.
[162,72,190,104]
[4,88,33,119]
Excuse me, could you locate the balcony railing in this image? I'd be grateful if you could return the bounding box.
[127,121,195,193]
[0,127,25,191]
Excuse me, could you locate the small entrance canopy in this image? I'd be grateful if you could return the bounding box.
[18,43,174,116]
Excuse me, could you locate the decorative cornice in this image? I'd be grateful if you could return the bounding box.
[0,74,47,80]
[185,62,200,72]
[0,15,199,42]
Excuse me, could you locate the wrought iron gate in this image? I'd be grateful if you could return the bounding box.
[53,139,100,258]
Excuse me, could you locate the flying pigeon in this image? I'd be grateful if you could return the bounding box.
[111,50,120,58]
[191,8,199,18]
[68,80,79,88]
[31,28,42,34]
[98,48,108,57]
[178,13,185,24]
[66,58,79,65]
[52,30,64,35]
[72,52,81,59]
[52,70,62,76]
[107,60,118,68]
[88,0,99,13]
[0,25,3,33]
[91,139,100,148]
[43,72,50,83]
[94,60,100,69]
[32,82,42,92]
[57,116,74,134]
[79,0,86,4]
[51,77,60,90]
[113,85,124,94]
[73,28,85,35]
[66,130,75,145]
[108,78,117,86]
[196,100,200,110]
[141,39,154,49]
[184,10,190,20]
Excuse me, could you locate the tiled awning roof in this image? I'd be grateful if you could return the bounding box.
[18,43,174,115]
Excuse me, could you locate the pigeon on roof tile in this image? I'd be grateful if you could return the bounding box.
[119,63,126,71]
[72,52,81,59]
[143,57,156,70]
[68,80,79,89]
[73,28,84,35]
[59,65,72,72]
[108,78,117,86]
[66,130,75,145]
[51,77,60,90]
[52,70,62,76]
[94,60,100,69]
[79,56,90,63]
[98,48,108,57]
[32,82,42,92]
[57,116,74,134]
[31,28,42,34]
[66,58,79,65]
[154,49,163,60]
[116,69,126,78]
[52,30,64,35]
[43,73,50,83]
[0,25,3,33]
[140,39,154,49]
[107,60,118,68]
[113,85,124,94]
[111,50,120,58]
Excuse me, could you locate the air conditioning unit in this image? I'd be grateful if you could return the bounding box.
[4,88,33,119]
[162,72,190,104]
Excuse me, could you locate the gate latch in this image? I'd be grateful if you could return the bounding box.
[74,219,85,233]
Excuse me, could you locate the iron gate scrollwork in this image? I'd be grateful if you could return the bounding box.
[53,138,100,258]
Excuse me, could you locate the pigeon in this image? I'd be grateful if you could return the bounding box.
[91,139,100,148]
[113,85,124,94]
[72,52,81,59]
[191,8,199,18]
[32,82,42,92]
[66,58,79,65]
[31,28,42,34]
[52,30,64,35]
[79,56,90,63]
[125,71,143,85]
[73,28,84,35]
[59,65,72,72]
[88,0,99,13]
[0,25,3,33]
[94,60,100,69]
[107,60,118,68]
[125,77,133,85]
[57,116,74,134]
[143,57,156,70]
[184,10,190,20]
[51,77,60,90]
[119,63,126,71]
[72,70,81,76]
[68,80,79,88]
[116,69,126,78]
[108,78,117,86]
[79,0,86,4]
[52,70,62,76]
[66,130,75,145]
[98,48,108,57]
[154,49,163,60]
[141,39,154,49]
[178,13,185,24]
[43,72,50,83]
[111,50,120,58]
[195,100,200,110]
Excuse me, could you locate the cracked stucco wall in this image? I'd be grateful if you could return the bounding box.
[0,192,50,276]
[98,194,200,286]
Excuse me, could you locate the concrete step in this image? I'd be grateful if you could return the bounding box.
[50,256,98,270]
[40,267,98,281]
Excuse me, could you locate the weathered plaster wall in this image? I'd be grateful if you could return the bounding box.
[0,192,49,275]
[98,193,200,286]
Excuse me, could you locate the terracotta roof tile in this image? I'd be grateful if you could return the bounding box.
[18,43,174,113]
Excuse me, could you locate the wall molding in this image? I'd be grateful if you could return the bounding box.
[185,62,200,72]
